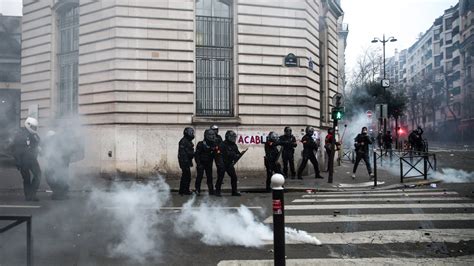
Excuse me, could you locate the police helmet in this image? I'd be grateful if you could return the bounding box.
[268,131,279,142]
[204,129,216,143]
[284,126,292,136]
[25,117,38,134]
[225,130,237,143]
[305,126,314,136]
[210,124,219,134]
[183,127,195,140]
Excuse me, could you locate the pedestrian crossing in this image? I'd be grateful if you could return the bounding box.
[218,187,474,265]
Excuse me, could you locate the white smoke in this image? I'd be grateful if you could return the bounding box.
[433,168,474,183]
[88,177,170,263]
[89,177,321,263]
[174,197,322,247]
[174,197,273,247]
[285,227,321,245]
[340,111,375,147]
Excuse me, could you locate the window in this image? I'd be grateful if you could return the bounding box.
[453,56,460,66]
[195,0,234,116]
[434,55,442,67]
[57,4,79,117]
[452,71,460,81]
[446,46,454,59]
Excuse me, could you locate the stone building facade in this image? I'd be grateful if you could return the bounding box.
[21,0,344,177]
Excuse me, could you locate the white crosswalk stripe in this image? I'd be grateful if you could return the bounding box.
[285,202,474,210]
[302,191,459,198]
[218,188,474,264]
[264,213,474,223]
[293,196,468,202]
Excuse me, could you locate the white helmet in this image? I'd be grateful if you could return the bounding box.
[25,117,38,134]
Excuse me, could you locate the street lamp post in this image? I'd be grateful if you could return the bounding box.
[371,34,397,135]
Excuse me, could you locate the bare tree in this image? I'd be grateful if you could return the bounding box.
[347,46,382,98]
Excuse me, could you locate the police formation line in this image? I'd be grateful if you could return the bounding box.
[9,116,426,201]
[177,125,326,197]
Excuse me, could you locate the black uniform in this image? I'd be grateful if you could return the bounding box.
[353,130,373,175]
[297,129,322,179]
[279,133,297,179]
[194,140,215,195]
[43,132,74,200]
[11,128,41,201]
[178,128,195,195]
[408,127,424,153]
[264,132,282,191]
[213,134,226,185]
[216,136,241,196]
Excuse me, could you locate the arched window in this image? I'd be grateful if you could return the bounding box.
[195,0,233,116]
[56,3,79,117]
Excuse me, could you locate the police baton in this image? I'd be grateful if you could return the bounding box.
[271,173,285,266]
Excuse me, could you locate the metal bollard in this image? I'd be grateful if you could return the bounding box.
[373,150,377,187]
[271,173,285,266]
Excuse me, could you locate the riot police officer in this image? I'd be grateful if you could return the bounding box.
[194,129,217,195]
[11,117,41,201]
[215,130,242,196]
[178,127,195,195]
[264,131,282,191]
[279,127,297,179]
[297,126,323,179]
[211,125,226,191]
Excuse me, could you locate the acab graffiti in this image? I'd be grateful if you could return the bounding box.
[237,134,265,145]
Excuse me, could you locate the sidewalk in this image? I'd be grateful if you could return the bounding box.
[178,160,441,193]
[0,155,440,194]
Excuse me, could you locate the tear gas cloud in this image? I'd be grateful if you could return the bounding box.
[174,197,321,247]
[174,197,273,247]
[362,150,474,184]
[433,168,474,183]
[339,111,374,146]
[88,177,170,263]
[89,177,321,263]
[285,227,321,245]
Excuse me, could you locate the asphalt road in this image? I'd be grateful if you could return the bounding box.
[1,183,474,265]
[1,144,474,265]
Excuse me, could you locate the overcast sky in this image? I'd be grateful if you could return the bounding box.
[0,0,460,75]
[340,0,458,75]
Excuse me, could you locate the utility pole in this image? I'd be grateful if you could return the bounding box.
[371,34,397,135]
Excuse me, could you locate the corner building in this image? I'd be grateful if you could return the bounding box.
[21,0,343,177]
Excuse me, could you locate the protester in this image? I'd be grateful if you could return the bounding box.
[352,126,374,179]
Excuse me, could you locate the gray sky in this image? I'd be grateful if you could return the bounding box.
[341,0,458,75]
[0,0,22,16]
[0,0,460,75]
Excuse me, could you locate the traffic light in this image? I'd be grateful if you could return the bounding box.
[331,107,345,120]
